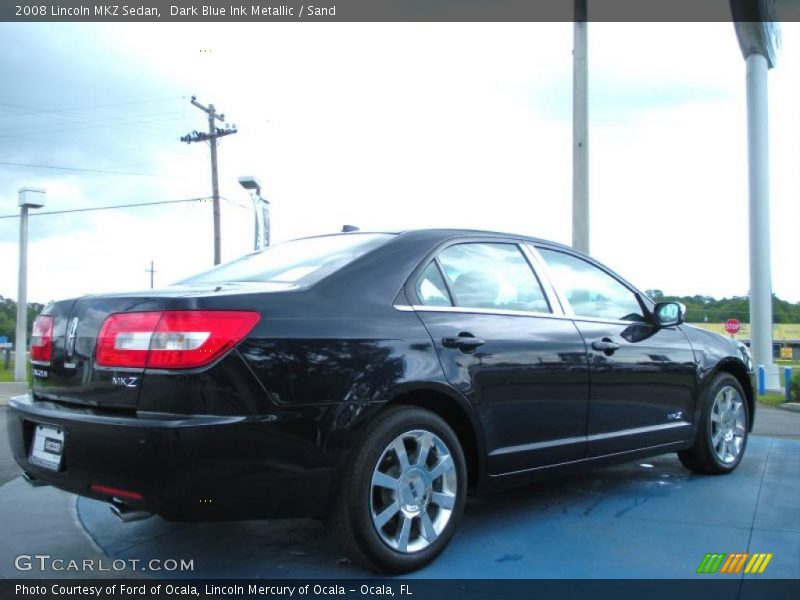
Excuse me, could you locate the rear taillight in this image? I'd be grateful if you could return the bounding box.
[30,315,54,364]
[96,310,260,370]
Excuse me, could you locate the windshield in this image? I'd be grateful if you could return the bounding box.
[179,233,394,286]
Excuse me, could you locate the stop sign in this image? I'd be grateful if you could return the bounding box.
[724,319,741,335]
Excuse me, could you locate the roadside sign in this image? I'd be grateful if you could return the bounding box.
[724,319,742,336]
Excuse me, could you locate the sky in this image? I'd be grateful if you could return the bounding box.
[0,21,798,305]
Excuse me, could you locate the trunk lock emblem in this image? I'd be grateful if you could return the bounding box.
[66,317,79,358]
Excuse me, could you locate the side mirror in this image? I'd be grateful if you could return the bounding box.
[654,302,685,327]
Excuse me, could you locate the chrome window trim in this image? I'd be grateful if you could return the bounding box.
[393,304,415,312]
[394,304,571,320]
[395,303,650,327]
[571,315,652,327]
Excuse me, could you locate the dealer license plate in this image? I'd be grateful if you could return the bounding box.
[30,423,64,471]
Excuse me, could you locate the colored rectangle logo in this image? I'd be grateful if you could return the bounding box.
[697,553,772,574]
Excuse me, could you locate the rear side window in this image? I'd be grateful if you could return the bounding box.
[416,262,453,307]
[537,248,645,322]
[434,243,550,313]
[180,233,393,286]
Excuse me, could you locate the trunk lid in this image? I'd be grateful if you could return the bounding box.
[33,293,178,409]
[31,282,299,409]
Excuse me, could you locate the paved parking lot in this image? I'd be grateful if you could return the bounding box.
[0,390,797,580]
[2,438,798,579]
[69,435,798,579]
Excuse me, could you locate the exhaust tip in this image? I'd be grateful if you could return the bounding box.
[22,472,49,487]
[109,499,153,523]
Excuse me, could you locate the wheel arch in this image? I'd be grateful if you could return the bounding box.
[710,358,755,431]
[382,384,486,491]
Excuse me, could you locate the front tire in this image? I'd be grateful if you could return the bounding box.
[678,373,749,474]
[331,406,467,573]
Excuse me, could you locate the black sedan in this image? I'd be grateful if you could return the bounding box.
[7,229,754,573]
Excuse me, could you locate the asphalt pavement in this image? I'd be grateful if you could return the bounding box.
[0,382,27,486]
[0,406,21,487]
[0,386,797,579]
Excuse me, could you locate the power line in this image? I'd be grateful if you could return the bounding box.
[0,197,210,219]
[0,132,192,159]
[0,160,180,178]
[0,96,186,118]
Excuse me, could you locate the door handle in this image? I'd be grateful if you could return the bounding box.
[442,333,485,350]
[591,338,620,352]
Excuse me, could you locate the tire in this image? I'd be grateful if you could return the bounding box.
[678,373,749,474]
[331,406,467,573]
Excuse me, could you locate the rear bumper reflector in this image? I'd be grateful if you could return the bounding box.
[89,484,144,501]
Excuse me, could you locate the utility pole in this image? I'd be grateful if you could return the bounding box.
[145,260,156,289]
[572,0,589,254]
[181,96,237,265]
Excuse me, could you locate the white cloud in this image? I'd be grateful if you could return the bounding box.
[0,21,798,304]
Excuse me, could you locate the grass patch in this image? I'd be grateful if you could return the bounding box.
[0,360,30,384]
[0,362,16,383]
[775,360,800,367]
[759,392,789,406]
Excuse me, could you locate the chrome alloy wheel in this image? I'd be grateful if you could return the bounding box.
[710,385,746,464]
[370,429,457,554]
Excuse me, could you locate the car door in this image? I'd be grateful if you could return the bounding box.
[534,245,696,457]
[408,240,590,474]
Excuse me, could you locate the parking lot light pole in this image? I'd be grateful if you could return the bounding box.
[733,14,780,390]
[238,176,270,250]
[15,188,46,382]
[572,0,589,254]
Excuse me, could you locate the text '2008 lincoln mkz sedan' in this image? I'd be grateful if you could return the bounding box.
[7,229,754,573]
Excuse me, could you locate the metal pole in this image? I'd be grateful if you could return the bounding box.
[14,205,28,381]
[208,105,222,265]
[249,191,260,251]
[572,0,589,254]
[745,53,778,390]
[262,199,271,248]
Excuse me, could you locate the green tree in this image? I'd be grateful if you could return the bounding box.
[0,296,46,344]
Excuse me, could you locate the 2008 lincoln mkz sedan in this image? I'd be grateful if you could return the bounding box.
[8,229,754,573]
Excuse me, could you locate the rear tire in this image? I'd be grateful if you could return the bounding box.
[678,373,749,474]
[331,406,467,573]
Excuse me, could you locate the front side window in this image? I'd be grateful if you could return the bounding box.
[433,243,550,313]
[537,248,644,321]
[180,233,393,286]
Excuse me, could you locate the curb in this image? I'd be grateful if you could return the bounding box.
[776,402,800,413]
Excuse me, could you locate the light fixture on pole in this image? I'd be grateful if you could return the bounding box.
[238,176,271,250]
[15,187,46,382]
[732,1,780,390]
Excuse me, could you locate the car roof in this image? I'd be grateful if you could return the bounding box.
[297,228,577,253]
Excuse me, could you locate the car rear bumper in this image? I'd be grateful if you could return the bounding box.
[6,394,336,520]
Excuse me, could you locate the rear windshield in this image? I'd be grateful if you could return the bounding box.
[180,233,394,286]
